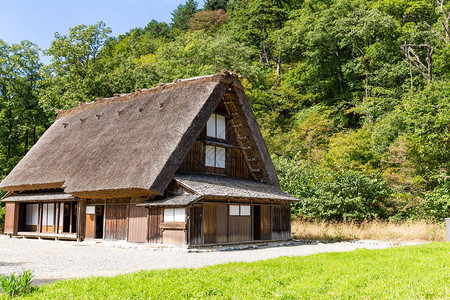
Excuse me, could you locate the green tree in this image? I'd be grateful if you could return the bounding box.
[171,0,198,31]
[0,40,45,179]
[204,0,229,11]
[40,21,112,115]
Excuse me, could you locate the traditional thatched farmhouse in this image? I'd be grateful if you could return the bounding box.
[1,71,298,246]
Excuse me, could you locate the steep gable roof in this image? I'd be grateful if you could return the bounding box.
[0,71,279,198]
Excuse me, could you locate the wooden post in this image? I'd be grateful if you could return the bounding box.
[38,203,43,233]
[251,204,254,241]
[55,202,60,234]
[125,203,129,241]
[146,207,150,243]
[69,203,73,233]
[227,200,230,242]
[77,199,86,242]
[186,206,190,245]
[103,200,106,239]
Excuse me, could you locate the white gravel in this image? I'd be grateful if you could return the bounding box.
[0,235,425,284]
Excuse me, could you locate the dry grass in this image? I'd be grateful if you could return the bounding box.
[292,219,446,242]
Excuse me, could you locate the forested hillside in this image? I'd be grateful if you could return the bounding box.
[0,0,448,224]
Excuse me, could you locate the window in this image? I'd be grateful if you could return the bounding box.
[25,204,39,226]
[42,203,55,226]
[205,145,226,168]
[164,208,185,222]
[229,205,251,216]
[207,114,226,139]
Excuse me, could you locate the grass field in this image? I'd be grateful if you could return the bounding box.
[292,220,446,242]
[4,242,449,299]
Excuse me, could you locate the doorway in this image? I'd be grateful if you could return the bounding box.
[85,205,104,239]
[254,205,261,240]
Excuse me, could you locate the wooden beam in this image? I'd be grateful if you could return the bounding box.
[77,199,86,242]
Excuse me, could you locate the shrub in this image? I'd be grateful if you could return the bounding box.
[0,270,34,297]
[275,156,393,222]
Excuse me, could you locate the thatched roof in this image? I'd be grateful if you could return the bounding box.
[175,174,298,201]
[0,70,279,198]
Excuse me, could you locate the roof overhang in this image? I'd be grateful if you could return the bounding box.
[174,174,299,201]
[137,194,202,207]
[2,191,76,202]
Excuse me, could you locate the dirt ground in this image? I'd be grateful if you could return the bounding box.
[0,235,425,285]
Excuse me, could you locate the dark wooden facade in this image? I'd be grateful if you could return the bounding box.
[73,199,291,246]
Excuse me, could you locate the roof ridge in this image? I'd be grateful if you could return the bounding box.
[56,70,242,120]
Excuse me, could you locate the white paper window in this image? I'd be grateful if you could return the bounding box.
[164,208,186,222]
[205,146,226,169]
[59,203,64,225]
[25,204,39,226]
[207,115,216,138]
[230,205,251,216]
[47,204,54,226]
[240,205,251,216]
[206,114,226,140]
[230,205,240,216]
[205,145,216,167]
[216,115,226,139]
[216,147,226,168]
[86,206,96,215]
[164,208,174,222]
[42,203,48,226]
[174,208,185,222]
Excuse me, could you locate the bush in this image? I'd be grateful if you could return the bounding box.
[275,156,393,222]
[422,176,450,221]
[0,270,34,297]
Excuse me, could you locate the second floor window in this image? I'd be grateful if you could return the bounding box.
[207,113,226,140]
[205,145,226,168]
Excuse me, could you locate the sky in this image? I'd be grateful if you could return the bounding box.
[0,0,206,64]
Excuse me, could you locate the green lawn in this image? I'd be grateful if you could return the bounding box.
[6,243,450,299]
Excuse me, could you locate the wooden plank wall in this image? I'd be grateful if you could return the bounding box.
[260,205,271,240]
[178,140,205,174]
[272,205,291,240]
[128,204,148,243]
[215,204,228,243]
[4,202,18,234]
[189,205,202,245]
[229,216,252,242]
[203,204,216,244]
[85,214,96,239]
[105,204,128,240]
[148,207,161,243]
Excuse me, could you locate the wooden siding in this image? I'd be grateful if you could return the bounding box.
[178,140,204,173]
[189,204,202,245]
[85,214,95,239]
[203,204,216,244]
[261,205,271,240]
[229,216,252,242]
[105,204,128,240]
[272,205,291,240]
[4,202,18,234]
[148,207,161,243]
[215,204,228,243]
[162,230,185,245]
[128,204,148,243]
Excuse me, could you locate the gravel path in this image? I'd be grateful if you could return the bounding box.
[0,235,425,285]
